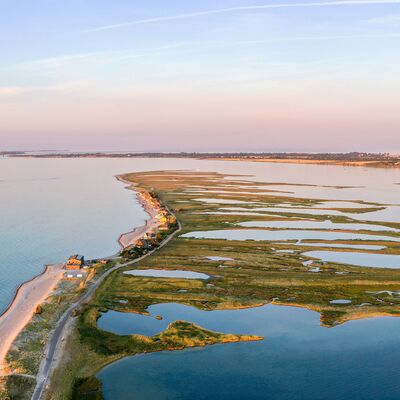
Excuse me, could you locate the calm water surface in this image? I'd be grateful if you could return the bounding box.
[182,229,400,242]
[123,269,209,280]
[1,157,400,399]
[303,250,400,269]
[98,303,400,400]
[238,220,398,232]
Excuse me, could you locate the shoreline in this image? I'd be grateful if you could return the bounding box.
[206,157,400,168]
[0,177,160,377]
[117,177,160,249]
[0,263,64,375]
[0,264,48,320]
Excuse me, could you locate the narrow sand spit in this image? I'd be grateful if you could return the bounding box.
[0,263,64,375]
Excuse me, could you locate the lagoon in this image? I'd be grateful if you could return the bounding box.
[98,303,400,400]
[303,251,400,269]
[238,220,397,232]
[123,269,209,280]
[182,229,400,242]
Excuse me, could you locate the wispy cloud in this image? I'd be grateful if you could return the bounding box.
[236,32,400,45]
[85,1,400,32]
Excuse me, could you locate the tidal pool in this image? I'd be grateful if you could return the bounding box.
[238,220,397,232]
[193,198,256,205]
[182,229,400,243]
[223,206,400,224]
[294,243,385,250]
[98,304,400,400]
[330,299,352,304]
[311,201,377,209]
[205,256,233,261]
[123,269,210,279]
[303,251,400,269]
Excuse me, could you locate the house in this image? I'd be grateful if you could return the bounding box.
[135,239,145,248]
[158,216,168,224]
[159,224,169,231]
[65,254,84,270]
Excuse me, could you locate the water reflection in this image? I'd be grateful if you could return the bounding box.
[303,251,400,269]
[98,304,400,400]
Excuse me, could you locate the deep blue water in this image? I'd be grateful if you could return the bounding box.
[98,304,400,400]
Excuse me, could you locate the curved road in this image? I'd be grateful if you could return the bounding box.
[31,218,181,400]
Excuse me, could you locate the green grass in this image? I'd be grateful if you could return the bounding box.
[0,375,36,400]
[44,171,400,399]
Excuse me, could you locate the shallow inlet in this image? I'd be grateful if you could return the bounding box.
[223,206,366,217]
[303,251,400,269]
[205,256,233,261]
[123,269,210,280]
[222,205,400,224]
[238,220,398,232]
[181,229,400,243]
[292,243,385,250]
[98,304,400,400]
[98,302,263,336]
[192,198,257,205]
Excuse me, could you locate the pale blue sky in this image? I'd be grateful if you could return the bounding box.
[1,1,400,152]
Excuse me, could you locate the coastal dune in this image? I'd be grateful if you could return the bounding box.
[0,263,64,375]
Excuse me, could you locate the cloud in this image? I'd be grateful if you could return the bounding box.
[85,0,400,32]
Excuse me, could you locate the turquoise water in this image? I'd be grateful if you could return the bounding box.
[98,303,400,400]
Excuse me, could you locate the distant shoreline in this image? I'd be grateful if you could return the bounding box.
[205,158,400,168]
[6,152,400,168]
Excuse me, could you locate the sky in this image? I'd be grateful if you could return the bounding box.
[1,0,400,152]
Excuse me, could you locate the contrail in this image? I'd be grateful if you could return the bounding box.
[86,1,400,32]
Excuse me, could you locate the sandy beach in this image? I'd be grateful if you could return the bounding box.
[117,179,161,249]
[0,264,64,375]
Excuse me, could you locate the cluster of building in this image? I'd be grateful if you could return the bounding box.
[156,208,176,231]
[133,191,177,252]
[64,254,86,279]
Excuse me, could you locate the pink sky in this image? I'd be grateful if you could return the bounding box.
[1,0,400,152]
